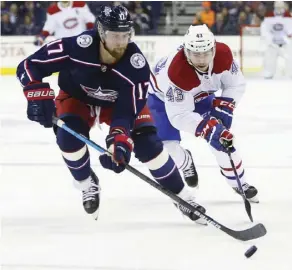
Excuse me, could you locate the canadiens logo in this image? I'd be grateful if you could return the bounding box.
[273,23,284,31]
[80,84,118,102]
[63,17,78,29]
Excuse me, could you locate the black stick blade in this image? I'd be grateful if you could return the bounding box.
[232,223,267,241]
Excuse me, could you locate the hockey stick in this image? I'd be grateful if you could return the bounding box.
[52,116,266,241]
[227,150,253,222]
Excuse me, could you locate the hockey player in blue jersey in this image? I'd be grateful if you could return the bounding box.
[16,5,207,223]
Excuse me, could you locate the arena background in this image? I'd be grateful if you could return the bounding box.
[1,1,292,75]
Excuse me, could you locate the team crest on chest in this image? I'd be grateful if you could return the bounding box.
[273,23,284,31]
[77,35,93,48]
[80,84,118,102]
[130,53,146,69]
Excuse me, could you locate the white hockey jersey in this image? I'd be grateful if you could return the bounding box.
[260,11,292,46]
[41,1,95,39]
[149,42,246,134]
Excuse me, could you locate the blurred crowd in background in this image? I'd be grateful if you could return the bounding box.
[1,1,162,35]
[1,1,292,36]
[192,1,292,35]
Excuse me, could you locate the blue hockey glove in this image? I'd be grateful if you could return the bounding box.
[210,97,235,129]
[23,82,55,128]
[99,131,134,173]
[196,116,235,153]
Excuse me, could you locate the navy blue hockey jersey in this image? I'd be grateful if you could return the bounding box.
[16,30,150,133]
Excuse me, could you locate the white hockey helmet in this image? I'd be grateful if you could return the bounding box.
[274,1,286,15]
[183,24,216,71]
[184,24,215,53]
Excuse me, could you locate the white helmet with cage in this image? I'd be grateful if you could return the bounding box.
[183,24,216,71]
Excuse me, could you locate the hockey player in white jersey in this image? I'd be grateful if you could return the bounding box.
[261,1,292,79]
[148,24,259,202]
[35,1,95,46]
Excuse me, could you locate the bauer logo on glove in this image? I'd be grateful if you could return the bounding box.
[25,89,55,99]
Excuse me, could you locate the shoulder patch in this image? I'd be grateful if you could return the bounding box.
[47,4,61,15]
[212,42,233,74]
[77,34,93,48]
[73,1,86,8]
[130,53,146,69]
[168,49,200,91]
[265,11,274,18]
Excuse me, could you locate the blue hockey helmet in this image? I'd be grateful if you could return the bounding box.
[97,5,133,33]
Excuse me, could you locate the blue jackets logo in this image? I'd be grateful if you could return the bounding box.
[130,53,146,69]
[80,84,118,102]
[77,35,93,48]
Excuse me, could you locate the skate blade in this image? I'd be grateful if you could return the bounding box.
[91,209,99,221]
[248,196,259,203]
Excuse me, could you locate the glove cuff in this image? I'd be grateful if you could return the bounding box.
[213,97,235,110]
[195,118,219,138]
[114,134,134,151]
[24,83,55,101]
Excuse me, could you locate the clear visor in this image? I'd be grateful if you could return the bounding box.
[185,47,214,69]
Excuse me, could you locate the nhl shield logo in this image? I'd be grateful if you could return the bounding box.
[80,84,118,102]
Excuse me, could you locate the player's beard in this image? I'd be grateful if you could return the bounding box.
[108,47,127,60]
[104,43,127,61]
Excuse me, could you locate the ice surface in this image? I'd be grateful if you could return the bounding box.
[1,76,292,270]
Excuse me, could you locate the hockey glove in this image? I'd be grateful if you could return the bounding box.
[196,117,235,153]
[210,97,235,129]
[23,82,55,128]
[34,35,45,46]
[99,130,134,173]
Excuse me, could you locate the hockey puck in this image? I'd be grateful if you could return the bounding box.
[245,245,257,258]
